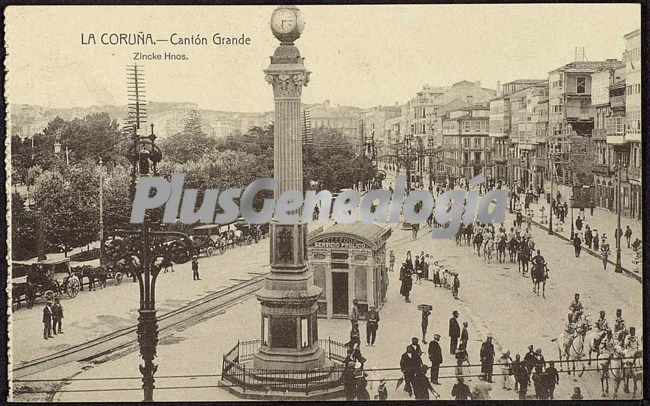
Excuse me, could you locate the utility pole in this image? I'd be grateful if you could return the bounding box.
[548,139,554,235]
[99,158,104,264]
[615,149,623,273]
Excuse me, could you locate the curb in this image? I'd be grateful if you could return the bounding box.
[515,211,642,283]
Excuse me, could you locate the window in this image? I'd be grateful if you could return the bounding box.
[576,77,586,94]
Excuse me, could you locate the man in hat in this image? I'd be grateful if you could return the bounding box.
[523,345,537,380]
[449,311,461,354]
[594,310,610,349]
[366,305,379,346]
[409,337,423,359]
[398,345,421,397]
[623,327,639,352]
[191,255,200,280]
[428,334,443,384]
[52,297,63,334]
[451,376,473,400]
[461,322,469,348]
[544,360,560,399]
[480,335,495,382]
[569,293,583,323]
[534,348,546,371]
[421,306,431,344]
[43,301,53,339]
[613,309,626,343]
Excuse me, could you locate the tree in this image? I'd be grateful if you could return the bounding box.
[159,110,219,164]
[11,192,37,260]
[31,162,100,256]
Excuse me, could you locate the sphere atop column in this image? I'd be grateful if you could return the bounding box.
[270,6,305,43]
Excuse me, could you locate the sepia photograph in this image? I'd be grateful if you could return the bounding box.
[4,3,645,402]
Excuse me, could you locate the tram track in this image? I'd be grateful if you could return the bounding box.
[12,272,269,379]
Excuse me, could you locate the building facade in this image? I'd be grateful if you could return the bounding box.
[442,106,493,179]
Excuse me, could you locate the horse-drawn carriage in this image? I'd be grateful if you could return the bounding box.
[190,219,263,257]
[11,258,80,309]
[70,262,126,291]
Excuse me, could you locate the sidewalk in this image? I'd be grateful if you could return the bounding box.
[520,195,642,277]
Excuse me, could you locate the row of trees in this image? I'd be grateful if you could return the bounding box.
[11,110,379,260]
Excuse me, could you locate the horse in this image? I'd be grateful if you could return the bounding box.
[463,224,474,245]
[622,348,643,398]
[551,327,586,375]
[12,282,36,309]
[508,237,519,262]
[531,263,548,298]
[74,265,107,291]
[496,237,507,263]
[600,348,626,398]
[518,245,531,276]
[455,224,464,246]
[473,234,483,257]
[483,239,494,262]
[584,329,608,369]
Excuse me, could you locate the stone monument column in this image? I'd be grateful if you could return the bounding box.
[253,5,325,371]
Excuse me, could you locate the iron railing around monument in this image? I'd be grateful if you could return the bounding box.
[221,338,348,395]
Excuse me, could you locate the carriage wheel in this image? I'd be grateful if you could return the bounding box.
[206,247,215,257]
[246,236,253,245]
[67,279,80,298]
[115,272,124,285]
[218,242,227,255]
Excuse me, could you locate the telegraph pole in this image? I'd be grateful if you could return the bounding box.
[98,158,104,264]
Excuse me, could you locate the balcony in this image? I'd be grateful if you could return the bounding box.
[592,128,607,141]
[625,132,641,143]
[592,163,613,176]
[610,95,625,110]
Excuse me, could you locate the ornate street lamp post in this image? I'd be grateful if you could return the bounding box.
[102,124,194,402]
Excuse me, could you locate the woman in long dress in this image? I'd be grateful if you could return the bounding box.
[455,343,472,381]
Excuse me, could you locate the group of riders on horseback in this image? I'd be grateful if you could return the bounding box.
[455,219,550,297]
[558,293,642,397]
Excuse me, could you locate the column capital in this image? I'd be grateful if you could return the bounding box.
[264,70,310,98]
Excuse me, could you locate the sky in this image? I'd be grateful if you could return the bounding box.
[5,4,640,112]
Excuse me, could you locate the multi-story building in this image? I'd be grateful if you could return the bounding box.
[547,59,622,188]
[361,104,402,163]
[441,105,493,179]
[601,29,642,220]
[303,100,364,144]
[591,62,625,211]
[489,79,546,188]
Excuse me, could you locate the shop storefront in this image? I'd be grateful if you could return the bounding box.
[307,224,391,319]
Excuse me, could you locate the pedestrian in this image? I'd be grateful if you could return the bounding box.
[523,345,536,380]
[192,256,200,280]
[355,372,370,400]
[589,198,595,216]
[571,386,583,400]
[427,334,443,384]
[600,238,611,270]
[412,364,440,399]
[405,251,413,271]
[499,351,513,390]
[366,305,379,346]
[593,229,600,250]
[342,361,357,400]
[480,335,495,383]
[348,321,361,350]
[421,306,431,343]
[572,234,582,258]
[624,226,632,248]
[455,342,471,379]
[398,346,421,397]
[389,250,395,272]
[451,377,473,400]
[452,273,460,299]
[449,310,460,354]
[585,225,593,249]
[532,365,545,399]
[43,301,53,340]
[433,262,441,287]
[422,254,430,280]
[52,297,63,335]
[545,361,559,399]
[415,256,423,284]
[400,266,413,303]
[350,299,360,326]
[515,356,529,399]
[534,348,546,371]
[374,379,387,400]
[460,322,469,348]
[408,337,423,359]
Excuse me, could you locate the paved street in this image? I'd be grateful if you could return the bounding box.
[23,214,642,401]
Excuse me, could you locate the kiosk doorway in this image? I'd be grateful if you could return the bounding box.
[332,273,348,316]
